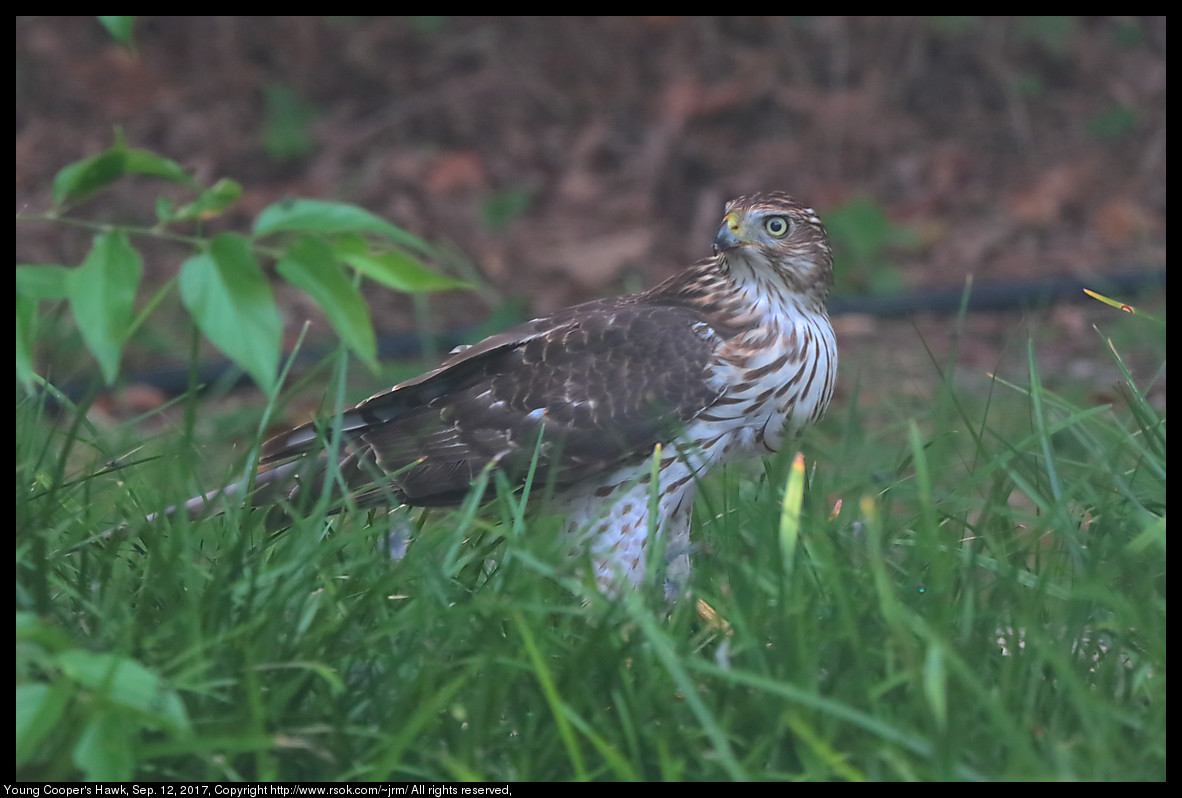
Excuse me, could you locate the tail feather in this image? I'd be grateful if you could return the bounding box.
[92,459,313,548]
[143,459,307,525]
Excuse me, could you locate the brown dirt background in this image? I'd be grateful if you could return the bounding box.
[15,16,1167,420]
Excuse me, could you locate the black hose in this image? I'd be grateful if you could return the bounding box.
[53,268,1166,404]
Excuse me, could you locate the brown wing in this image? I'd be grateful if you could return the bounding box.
[257,297,727,510]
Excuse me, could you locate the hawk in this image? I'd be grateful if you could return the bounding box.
[174,192,837,595]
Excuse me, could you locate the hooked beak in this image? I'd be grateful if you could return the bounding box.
[713,211,744,253]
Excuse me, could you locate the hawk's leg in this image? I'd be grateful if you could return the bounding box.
[564,460,701,598]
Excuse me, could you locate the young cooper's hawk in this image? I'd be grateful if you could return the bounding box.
[176,192,837,594]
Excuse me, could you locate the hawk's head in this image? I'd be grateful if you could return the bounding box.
[713,192,833,305]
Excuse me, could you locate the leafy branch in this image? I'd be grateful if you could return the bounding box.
[16,134,469,397]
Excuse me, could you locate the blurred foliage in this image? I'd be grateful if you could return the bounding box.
[16,135,468,396]
[480,188,534,231]
[262,83,319,161]
[824,196,918,295]
[96,16,136,49]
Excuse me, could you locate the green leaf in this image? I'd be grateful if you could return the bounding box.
[16,263,71,299]
[74,712,134,782]
[179,233,281,396]
[824,196,916,293]
[67,230,143,385]
[276,235,377,370]
[96,16,136,48]
[52,150,126,206]
[15,683,69,767]
[480,188,533,230]
[16,293,38,392]
[56,649,192,736]
[168,178,243,223]
[335,235,470,293]
[253,197,437,256]
[53,140,196,206]
[120,147,197,185]
[262,83,318,160]
[15,611,72,650]
[1088,105,1137,140]
[15,265,71,392]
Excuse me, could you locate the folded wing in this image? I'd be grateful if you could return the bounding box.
[257,298,727,512]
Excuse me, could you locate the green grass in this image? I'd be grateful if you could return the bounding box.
[16,324,1165,781]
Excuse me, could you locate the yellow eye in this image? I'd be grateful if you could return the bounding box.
[764,216,790,238]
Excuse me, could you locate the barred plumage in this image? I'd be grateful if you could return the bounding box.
[173,192,837,595]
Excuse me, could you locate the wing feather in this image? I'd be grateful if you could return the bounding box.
[258,298,727,509]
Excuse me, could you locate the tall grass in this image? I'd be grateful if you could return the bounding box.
[16,320,1165,781]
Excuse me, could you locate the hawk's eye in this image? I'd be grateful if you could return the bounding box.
[764,216,790,238]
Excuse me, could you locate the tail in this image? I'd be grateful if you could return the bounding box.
[142,459,306,526]
[99,415,424,545]
[93,459,309,549]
